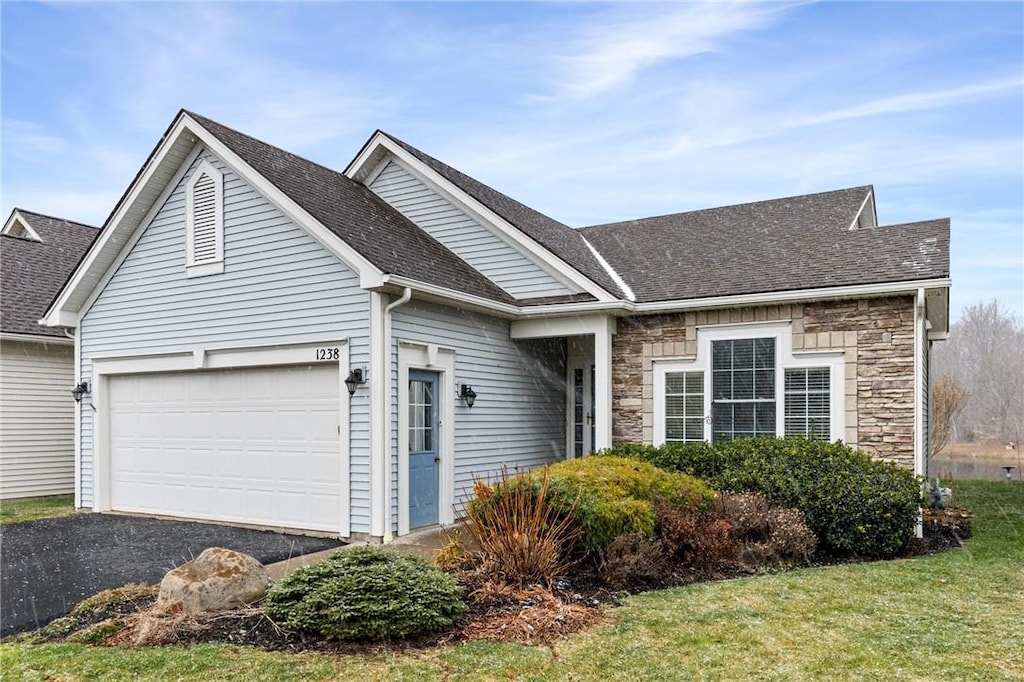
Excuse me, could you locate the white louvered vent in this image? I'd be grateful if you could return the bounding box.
[191,173,218,262]
[185,159,224,276]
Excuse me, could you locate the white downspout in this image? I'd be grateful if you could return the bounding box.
[381,287,412,543]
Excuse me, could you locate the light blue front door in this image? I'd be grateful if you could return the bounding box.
[409,370,440,528]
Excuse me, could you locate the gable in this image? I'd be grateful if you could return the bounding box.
[369,159,574,300]
[82,148,368,348]
[2,214,41,241]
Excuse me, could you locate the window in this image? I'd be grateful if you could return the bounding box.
[784,367,831,439]
[711,338,776,442]
[653,321,844,445]
[186,159,224,277]
[665,371,704,442]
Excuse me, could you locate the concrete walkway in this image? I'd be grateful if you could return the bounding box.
[265,525,452,580]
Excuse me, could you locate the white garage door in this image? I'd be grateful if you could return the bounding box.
[109,364,341,532]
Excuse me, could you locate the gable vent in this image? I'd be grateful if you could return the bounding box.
[185,158,225,277]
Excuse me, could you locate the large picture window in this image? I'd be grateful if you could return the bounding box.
[711,338,776,442]
[653,322,844,445]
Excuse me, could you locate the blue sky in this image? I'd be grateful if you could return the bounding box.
[2,2,1021,319]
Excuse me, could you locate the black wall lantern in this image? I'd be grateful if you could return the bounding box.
[71,381,90,402]
[344,368,366,396]
[460,384,477,408]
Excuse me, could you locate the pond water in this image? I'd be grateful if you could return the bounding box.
[929,456,1024,482]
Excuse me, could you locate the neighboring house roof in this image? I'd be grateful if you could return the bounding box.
[379,133,625,299]
[579,188,950,303]
[1,210,99,337]
[185,112,517,305]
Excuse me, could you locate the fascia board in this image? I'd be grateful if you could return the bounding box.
[43,114,384,326]
[0,331,73,345]
[348,135,618,303]
[183,115,382,280]
[629,279,953,314]
[3,210,42,240]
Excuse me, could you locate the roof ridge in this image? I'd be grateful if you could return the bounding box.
[581,185,874,231]
[13,208,98,231]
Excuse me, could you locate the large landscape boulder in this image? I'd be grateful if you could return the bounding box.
[157,547,270,614]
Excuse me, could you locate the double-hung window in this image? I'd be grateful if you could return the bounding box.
[655,322,844,444]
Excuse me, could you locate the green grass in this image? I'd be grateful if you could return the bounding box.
[3,481,1021,681]
[0,495,76,524]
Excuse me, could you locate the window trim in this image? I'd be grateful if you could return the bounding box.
[654,321,845,444]
[185,158,225,278]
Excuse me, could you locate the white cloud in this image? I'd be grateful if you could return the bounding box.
[551,3,793,99]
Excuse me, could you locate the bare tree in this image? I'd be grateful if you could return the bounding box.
[932,300,1024,442]
[930,374,968,457]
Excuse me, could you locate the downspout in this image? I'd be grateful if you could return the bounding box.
[381,287,412,543]
[914,288,926,540]
[65,328,81,510]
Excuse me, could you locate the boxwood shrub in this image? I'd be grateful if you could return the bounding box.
[516,455,715,551]
[264,546,466,640]
[611,437,920,559]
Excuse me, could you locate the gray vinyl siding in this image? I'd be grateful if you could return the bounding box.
[369,160,574,300]
[0,340,75,499]
[391,300,566,524]
[78,149,373,531]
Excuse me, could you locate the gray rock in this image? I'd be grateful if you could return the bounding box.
[157,547,270,614]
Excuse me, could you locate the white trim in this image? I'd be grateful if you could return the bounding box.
[73,329,82,509]
[90,338,351,536]
[42,113,384,328]
[848,189,877,230]
[2,212,42,241]
[921,284,929,473]
[0,332,73,345]
[510,314,615,339]
[582,235,635,301]
[630,279,952,314]
[77,144,204,324]
[185,158,224,272]
[396,343,456,536]
[594,315,614,451]
[653,321,845,444]
[369,292,387,538]
[347,134,617,302]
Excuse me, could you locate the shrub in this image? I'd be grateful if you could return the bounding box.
[619,437,920,559]
[533,456,714,551]
[656,504,736,569]
[264,546,466,640]
[598,533,668,588]
[460,468,581,586]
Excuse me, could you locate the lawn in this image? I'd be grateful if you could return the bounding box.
[0,495,76,525]
[2,480,1021,681]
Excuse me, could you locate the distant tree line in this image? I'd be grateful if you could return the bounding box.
[931,300,1024,450]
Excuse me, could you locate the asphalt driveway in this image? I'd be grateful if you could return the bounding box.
[0,514,343,636]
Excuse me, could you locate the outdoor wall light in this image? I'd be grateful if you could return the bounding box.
[460,384,477,408]
[71,381,90,402]
[344,368,366,396]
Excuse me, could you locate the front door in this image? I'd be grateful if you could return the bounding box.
[570,361,596,457]
[408,370,440,528]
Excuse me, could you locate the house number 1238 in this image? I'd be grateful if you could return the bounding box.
[316,348,340,360]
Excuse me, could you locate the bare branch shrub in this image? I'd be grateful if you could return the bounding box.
[930,374,968,458]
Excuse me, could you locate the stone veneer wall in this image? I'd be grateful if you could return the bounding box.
[612,296,916,468]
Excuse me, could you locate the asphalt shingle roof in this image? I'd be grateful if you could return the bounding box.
[1,211,99,337]
[185,112,516,305]
[381,134,624,299]
[580,187,950,303]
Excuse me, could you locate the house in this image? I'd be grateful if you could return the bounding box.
[1,209,99,499]
[41,110,950,540]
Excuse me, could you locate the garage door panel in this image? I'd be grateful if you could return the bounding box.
[109,364,341,532]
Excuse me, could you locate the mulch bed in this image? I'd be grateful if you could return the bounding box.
[21,523,963,653]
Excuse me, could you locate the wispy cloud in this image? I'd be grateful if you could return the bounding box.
[550,3,793,99]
